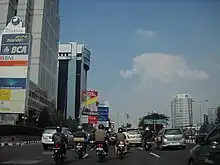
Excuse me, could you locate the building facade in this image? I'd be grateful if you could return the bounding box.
[0,0,59,124]
[208,108,217,123]
[171,94,193,128]
[57,42,91,120]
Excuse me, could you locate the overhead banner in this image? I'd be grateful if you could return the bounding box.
[0,16,31,114]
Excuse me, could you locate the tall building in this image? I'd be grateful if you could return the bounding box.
[208,108,217,123]
[171,94,193,128]
[0,0,60,123]
[57,42,91,121]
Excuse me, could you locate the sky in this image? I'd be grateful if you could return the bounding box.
[59,0,220,126]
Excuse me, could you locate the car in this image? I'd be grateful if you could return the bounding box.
[155,128,186,150]
[41,127,74,150]
[123,128,142,146]
[188,124,220,165]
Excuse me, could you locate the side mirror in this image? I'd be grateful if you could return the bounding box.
[196,134,206,145]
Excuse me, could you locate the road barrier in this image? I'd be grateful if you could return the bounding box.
[0,125,42,143]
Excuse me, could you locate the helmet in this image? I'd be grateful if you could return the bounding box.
[118,127,123,133]
[77,125,83,130]
[56,126,62,132]
[145,127,149,131]
[98,124,104,130]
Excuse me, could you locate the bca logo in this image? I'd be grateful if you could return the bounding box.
[3,45,28,54]
[11,46,28,54]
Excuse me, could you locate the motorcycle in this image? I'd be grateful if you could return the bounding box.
[75,142,84,159]
[144,139,153,150]
[53,143,64,165]
[96,143,106,162]
[117,141,126,159]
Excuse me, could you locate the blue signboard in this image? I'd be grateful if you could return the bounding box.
[0,44,29,55]
[97,106,109,121]
[98,115,108,121]
[0,78,26,89]
[1,34,30,44]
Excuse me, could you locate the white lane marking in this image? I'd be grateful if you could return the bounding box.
[1,160,42,164]
[138,147,143,150]
[149,152,160,158]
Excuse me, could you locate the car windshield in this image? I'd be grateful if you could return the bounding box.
[127,129,139,134]
[164,129,182,135]
[43,129,56,134]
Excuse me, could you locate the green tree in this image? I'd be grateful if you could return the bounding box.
[215,106,220,124]
[37,107,51,128]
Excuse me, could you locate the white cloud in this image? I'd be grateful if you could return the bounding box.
[135,28,155,39]
[120,53,209,83]
[216,63,220,70]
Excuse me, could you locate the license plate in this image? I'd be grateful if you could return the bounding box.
[77,146,82,148]
[96,148,103,151]
[118,144,124,147]
[54,150,58,152]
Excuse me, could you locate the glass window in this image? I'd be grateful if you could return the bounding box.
[207,125,220,144]
[164,129,182,135]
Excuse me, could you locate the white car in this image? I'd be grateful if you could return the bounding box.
[124,128,142,146]
[41,127,74,150]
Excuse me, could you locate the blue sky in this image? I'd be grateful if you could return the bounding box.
[60,0,220,126]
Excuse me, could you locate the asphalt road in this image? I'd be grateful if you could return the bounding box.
[0,143,194,165]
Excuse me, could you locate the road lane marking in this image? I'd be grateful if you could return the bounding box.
[149,152,160,158]
[1,160,42,164]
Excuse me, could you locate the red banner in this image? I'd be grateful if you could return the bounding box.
[88,115,98,124]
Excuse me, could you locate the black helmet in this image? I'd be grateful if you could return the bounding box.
[98,124,104,130]
[118,127,123,133]
[56,126,62,132]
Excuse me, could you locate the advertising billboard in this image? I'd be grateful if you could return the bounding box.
[0,17,31,114]
[97,105,109,127]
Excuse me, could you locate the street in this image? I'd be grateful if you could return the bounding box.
[0,143,194,165]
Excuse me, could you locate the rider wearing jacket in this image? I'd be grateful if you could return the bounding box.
[95,124,109,155]
[115,127,127,154]
[142,127,153,148]
[52,126,68,157]
[74,125,88,156]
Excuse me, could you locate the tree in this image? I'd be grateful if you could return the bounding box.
[37,107,51,128]
[215,106,220,124]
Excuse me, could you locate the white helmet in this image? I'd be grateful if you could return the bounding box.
[145,127,149,131]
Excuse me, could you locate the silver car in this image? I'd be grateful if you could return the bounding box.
[156,128,186,150]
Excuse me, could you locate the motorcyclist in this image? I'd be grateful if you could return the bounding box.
[115,127,127,154]
[141,126,153,149]
[94,124,109,155]
[52,126,68,158]
[74,125,88,157]
[89,128,96,150]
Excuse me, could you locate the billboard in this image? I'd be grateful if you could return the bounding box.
[80,90,99,124]
[97,105,109,127]
[0,16,31,114]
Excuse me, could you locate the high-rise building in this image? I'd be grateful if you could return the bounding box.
[171,94,193,128]
[0,0,60,123]
[57,42,91,121]
[208,108,217,123]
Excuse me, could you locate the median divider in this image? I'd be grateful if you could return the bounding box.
[0,125,42,147]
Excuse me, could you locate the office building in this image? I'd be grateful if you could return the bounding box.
[0,0,60,123]
[208,108,217,123]
[57,42,91,121]
[171,94,193,128]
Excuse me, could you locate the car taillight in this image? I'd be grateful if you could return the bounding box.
[55,144,60,148]
[98,144,103,148]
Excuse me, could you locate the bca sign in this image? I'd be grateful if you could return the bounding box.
[0,45,29,55]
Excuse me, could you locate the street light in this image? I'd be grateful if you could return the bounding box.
[192,100,208,125]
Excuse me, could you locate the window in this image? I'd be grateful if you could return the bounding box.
[207,125,220,144]
[164,129,182,135]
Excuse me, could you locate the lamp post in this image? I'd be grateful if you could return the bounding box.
[192,100,208,125]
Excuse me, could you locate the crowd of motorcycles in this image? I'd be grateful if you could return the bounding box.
[52,134,155,165]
